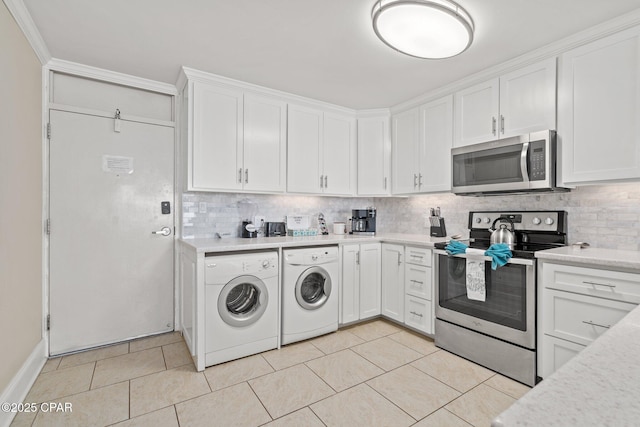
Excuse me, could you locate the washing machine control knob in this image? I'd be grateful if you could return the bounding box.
[312,254,318,261]
[262,260,270,269]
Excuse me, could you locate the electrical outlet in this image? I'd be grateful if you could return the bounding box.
[199,202,207,213]
[254,216,266,228]
[423,213,430,228]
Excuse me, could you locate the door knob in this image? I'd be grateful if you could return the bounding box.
[152,227,172,236]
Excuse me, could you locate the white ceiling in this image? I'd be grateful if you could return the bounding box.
[22,0,640,109]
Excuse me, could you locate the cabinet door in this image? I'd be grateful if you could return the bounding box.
[418,95,453,192]
[323,112,355,195]
[341,244,360,324]
[559,26,640,184]
[500,58,556,138]
[381,244,404,322]
[392,108,420,194]
[287,104,322,193]
[191,82,243,190]
[243,94,287,192]
[540,335,585,379]
[358,116,390,196]
[454,78,499,147]
[359,243,382,319]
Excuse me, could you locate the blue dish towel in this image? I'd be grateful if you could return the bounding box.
[445,240,468,255]
[485,243,513,270]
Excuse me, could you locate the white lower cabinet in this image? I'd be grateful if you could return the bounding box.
[403,246,433,334]
[404,295,432,334]
[381,244,404,322]
[341,243,381,324]
[539,261,640,378]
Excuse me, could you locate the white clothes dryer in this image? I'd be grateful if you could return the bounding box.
[282,246,339,345]
[205,251,279,366]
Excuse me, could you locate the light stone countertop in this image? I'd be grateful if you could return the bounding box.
[179,232,450,253]
[535,246,640,271]
[493,303,640,427]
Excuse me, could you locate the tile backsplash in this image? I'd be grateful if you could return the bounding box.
[183,183,640,251]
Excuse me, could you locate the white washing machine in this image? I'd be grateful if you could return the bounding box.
[282,246,339,345]
[205,251,279,366]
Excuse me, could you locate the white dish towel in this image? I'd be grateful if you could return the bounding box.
[465,248,486,302]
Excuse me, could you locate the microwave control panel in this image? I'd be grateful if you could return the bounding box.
[529,139,546,181]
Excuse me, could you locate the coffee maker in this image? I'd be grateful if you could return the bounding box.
[350,208,376,235]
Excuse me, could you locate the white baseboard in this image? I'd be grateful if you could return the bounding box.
[0,339,46,427]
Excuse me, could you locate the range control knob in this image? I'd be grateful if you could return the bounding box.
[532,217,541,225]
[475,217,482,224]
[545,217,555,225]
[262,260,270,269]
[484,217,491,224]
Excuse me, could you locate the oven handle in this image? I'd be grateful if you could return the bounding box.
[433,249,534,266]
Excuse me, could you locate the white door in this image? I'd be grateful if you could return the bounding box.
[287,104,322,193]
[392,108,419,194]
[323,113,355,195]
[381,244,404,322]
[357,116,390,196]
[49,109,175,355]
[454,78,499,146]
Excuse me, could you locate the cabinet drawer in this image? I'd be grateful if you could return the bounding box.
[405,247,431,267]
[543,289,636,346]
[404,295,433,334]
[540,334,585,379]
[405,264,432,300]
[542,263,640,304]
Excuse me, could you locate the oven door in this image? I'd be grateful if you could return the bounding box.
[434,250,535,349]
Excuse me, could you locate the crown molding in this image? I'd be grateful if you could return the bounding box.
[3,0,51,64]
[180,66,357,116]
[391,7,640,113]
[47,59,177,95]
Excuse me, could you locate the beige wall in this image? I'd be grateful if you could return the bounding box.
[0,2,43,392]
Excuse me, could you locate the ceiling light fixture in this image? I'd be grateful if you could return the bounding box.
[372,0,474,59]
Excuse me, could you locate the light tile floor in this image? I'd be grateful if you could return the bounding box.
[10,319,531,427]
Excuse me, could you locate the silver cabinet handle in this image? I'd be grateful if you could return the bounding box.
[324,175,328,188]
[500,115,505,134]
[584,281,616,289]
[152,226,172,236]
[418,173,423,188]
[245,169,248,184]
[492,117,497,135]
[238,168,243,183]
[582,320,610,329]
[410,279,424,285]
[320,175,324,188]
[356,251,360,265]
[414,174,418,188]
[410,311,423,318]
[384,177,388,190]
[397,252,402,265]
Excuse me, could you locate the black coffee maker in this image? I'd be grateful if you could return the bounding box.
[350,208,376,235]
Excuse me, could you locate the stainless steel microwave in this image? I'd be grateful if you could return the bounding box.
[451,130,566,195]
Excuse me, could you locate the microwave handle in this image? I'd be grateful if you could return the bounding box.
[520,142,530,183]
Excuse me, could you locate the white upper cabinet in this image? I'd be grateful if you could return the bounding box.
[287,105,355,195]
[243,94,287,192]
[357,115,391,196]
[392,108,420,194]
[559,25,640,185]
[191,82,243,191]
[419,95,453,193]
[454,58,556,147]
[392,95,453,194]
[187,80,286,192]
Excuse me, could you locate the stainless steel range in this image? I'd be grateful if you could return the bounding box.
[433,210,567,386]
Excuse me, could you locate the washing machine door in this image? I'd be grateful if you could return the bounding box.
[218,275,269,327]
[295,266,332,310]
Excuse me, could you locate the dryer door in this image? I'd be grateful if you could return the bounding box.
[218,275,269,327]
[295,266,332,310]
